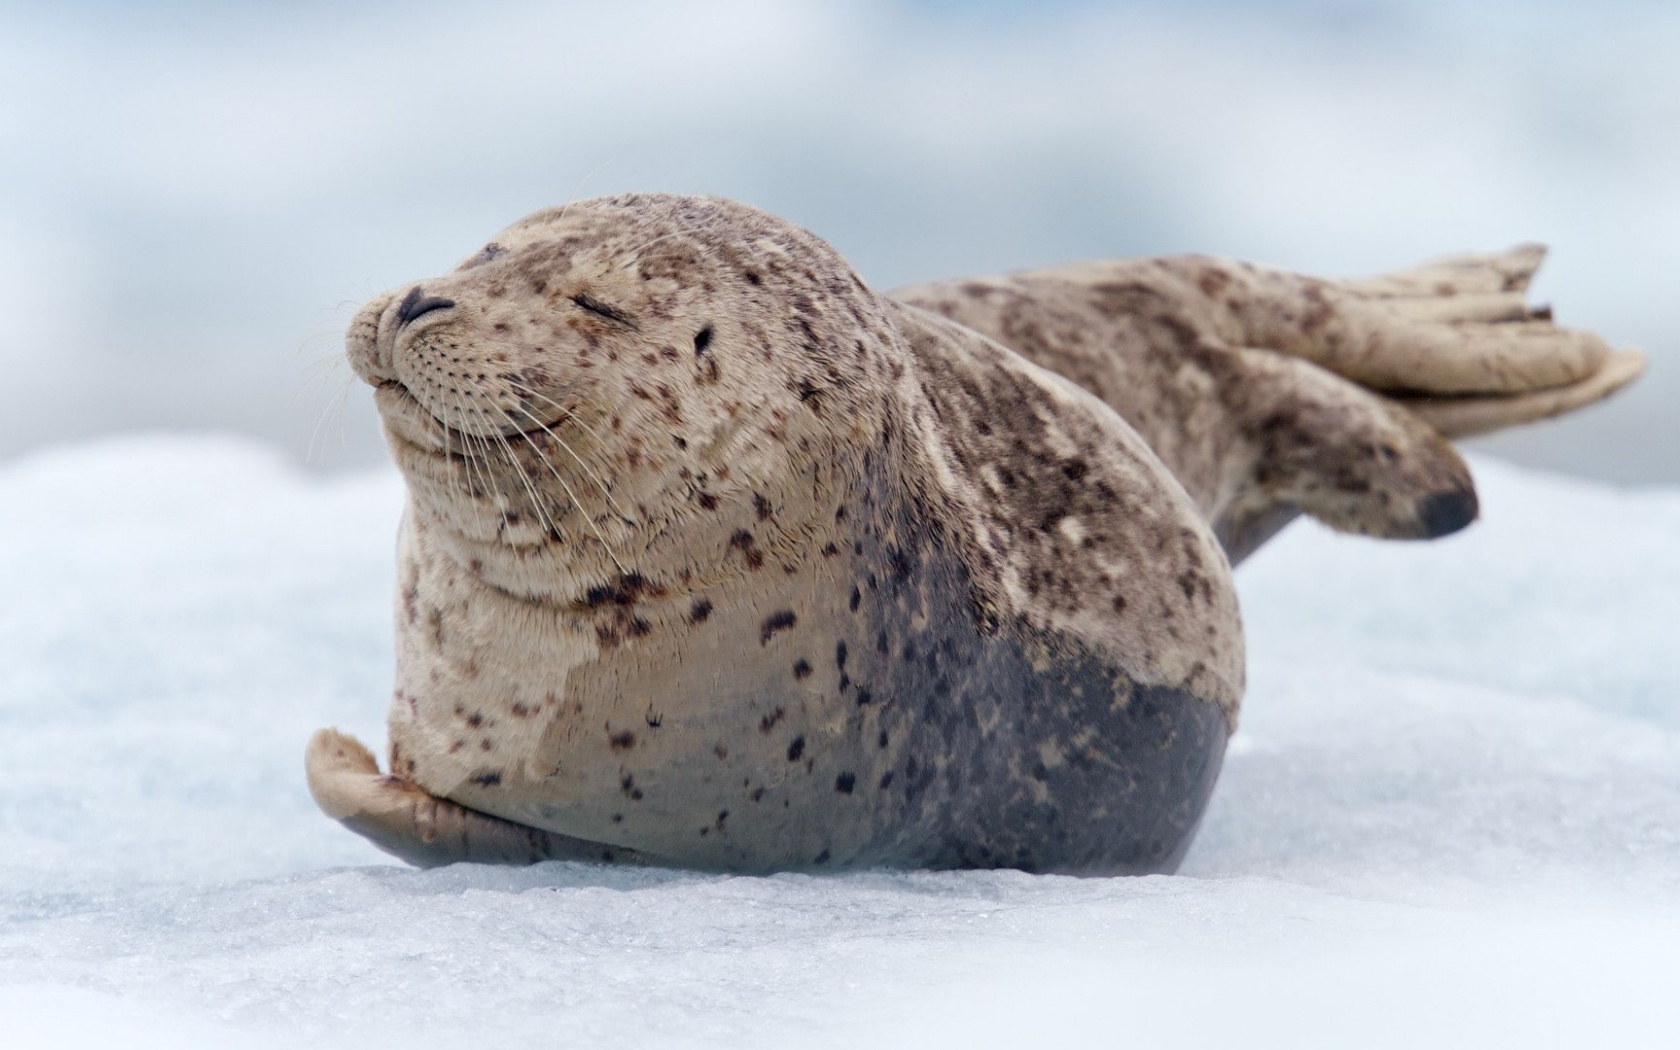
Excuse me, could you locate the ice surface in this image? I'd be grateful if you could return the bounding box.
[2,436,1676,1048]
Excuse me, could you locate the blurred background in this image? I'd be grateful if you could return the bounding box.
[1,0,1673,482]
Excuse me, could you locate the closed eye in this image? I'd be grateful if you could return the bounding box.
[570,293,636,328]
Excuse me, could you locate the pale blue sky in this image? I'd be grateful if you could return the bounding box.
[1,0,1673,480]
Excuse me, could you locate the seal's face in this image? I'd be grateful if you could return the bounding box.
[347,194,897,597]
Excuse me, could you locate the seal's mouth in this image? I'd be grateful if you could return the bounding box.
[374,380,568,450]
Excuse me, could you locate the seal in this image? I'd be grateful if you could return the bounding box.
[306,194,1643,874]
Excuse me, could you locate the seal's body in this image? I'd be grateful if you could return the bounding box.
[307,194,1642,873]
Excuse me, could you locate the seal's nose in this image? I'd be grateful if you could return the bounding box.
[395,285,456,328]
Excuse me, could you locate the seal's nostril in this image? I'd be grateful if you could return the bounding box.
[396,285,456,328]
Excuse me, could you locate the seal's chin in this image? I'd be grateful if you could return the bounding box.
[373,381,454,454]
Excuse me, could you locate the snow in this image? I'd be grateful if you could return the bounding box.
[2,435,1676,1048]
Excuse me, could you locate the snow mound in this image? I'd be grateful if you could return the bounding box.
[2,435,1676,1049]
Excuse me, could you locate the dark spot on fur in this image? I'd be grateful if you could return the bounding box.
[759,707,786,733]
[855,688,874,707]
[693,326,713,355]
[793,659,812,680]
[835,772,856,794]
[760,610,798,645]
[813,849,831,865]
[689,597,713,624]
[470,771,502,787]
[609,730,636,752]
[728,529,765,570]
[753,493,772,521]
[1196,267,1231,297]
[787,736,805,761]
[849,586,862,612]
[887,549,912,583]
[878,771,894,789]
[462,242,505,269]
[835,639,848,672]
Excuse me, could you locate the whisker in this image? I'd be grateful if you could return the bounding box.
[438,393,471,504]
[469,420,518,532]
[473,392,628,574]
[510,379,618,453]
[504,397,632,523]
[448,397,498,508]
[467,393,565,542]
[617,230,691,269]
[307,372,356,465]
[558,157,616,223]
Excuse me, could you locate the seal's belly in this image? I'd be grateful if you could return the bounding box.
[390,514,1227,874]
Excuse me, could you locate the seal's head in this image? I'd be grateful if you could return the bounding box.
[347,194,902,599]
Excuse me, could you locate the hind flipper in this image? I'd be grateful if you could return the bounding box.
[1221,253,1613,396]
[1343,243,1548,302]
[306,728,654,868]
[1397,348,1647,439]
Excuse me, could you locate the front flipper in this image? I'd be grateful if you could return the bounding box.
[306,728,656,868]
